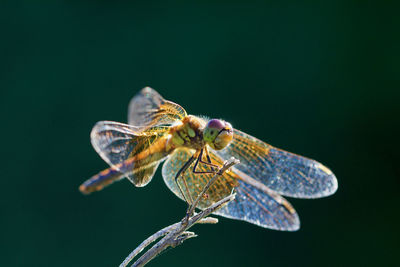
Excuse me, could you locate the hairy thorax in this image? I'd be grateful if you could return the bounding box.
[166,115,206,151]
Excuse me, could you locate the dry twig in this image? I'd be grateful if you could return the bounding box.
[119,157,240,267]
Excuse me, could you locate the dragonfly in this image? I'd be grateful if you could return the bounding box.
[79,87,338,231]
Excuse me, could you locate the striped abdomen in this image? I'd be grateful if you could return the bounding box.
[79,167,123,194]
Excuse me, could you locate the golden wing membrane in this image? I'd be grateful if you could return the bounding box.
[162,148,237,209]
[82,87,186,193]
[128,87,187,129]
[215,129,338,199]
[90,121,169,187]
[162,148,299,231]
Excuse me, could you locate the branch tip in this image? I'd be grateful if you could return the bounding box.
[121,157,240,267]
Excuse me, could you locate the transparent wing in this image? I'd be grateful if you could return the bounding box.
[214,179,299,231]
[215,129,338,199]
[162,148,238,208]
[91,121,169,186]
[128,87,187,129]
[162,148,299,231]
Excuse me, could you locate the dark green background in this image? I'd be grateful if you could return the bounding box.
[1,1,399,266]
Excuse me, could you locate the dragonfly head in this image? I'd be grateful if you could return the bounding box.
[203,119,233,150]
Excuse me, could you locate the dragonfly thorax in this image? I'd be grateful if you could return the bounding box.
[167,116,233,152]
[167,115,207,151]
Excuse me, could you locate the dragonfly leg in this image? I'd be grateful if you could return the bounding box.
[174,154,196,205]
[203,147,219,170]
[192,148,218,174]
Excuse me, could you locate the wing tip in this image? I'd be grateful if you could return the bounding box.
[310,164,339,198]
[139,86,162,99]
[318,165,338,198]
[254,212,301,231]
[279,212,300,231]
[90,121,111,159]
[283,207,300,231]
[142,86,155,92]
[286,221,301,231]
[327,172,339,196]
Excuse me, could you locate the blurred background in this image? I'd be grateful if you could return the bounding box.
[1,1,399,266]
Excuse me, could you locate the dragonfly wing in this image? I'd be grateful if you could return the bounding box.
[128,87,187,129]
[91,121,141,167]
[214,179,299,231]
[162,148,299,231]
[127,161,163,187]
[162,148,237,209]
[90,121,169,187]
[215,129,338,199]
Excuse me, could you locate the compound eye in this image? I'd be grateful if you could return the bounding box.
[207,119,225,131]
[203,119,233,150]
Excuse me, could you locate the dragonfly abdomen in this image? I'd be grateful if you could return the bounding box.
[79,167,123,194]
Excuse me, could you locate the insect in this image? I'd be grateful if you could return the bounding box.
[80,87,338,231]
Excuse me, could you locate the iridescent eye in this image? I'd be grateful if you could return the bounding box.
[207,119,225,130]
[203,119,233,150]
